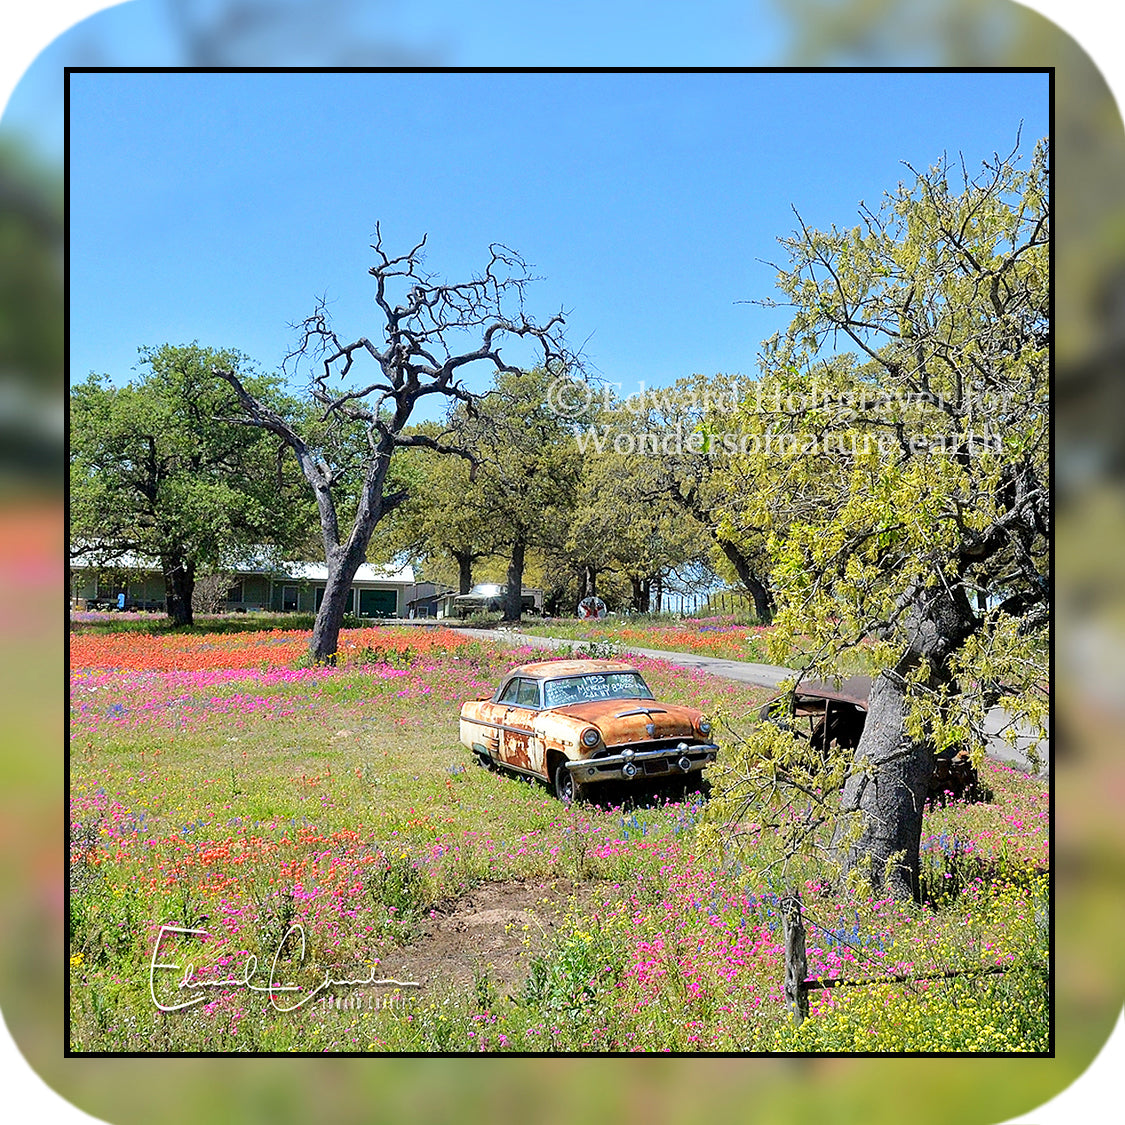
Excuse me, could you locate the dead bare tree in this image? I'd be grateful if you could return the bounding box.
[215,227,571,662]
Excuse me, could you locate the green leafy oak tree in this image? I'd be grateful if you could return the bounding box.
[619,372,778,622]
[720,139,1049,900]
[70,343,312,626]
[379,420,495,596]
[565,397,714,612]
[449,366,587,624]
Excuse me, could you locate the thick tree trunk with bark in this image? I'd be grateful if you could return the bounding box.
[502,539,527,623]
[309,544,368,663]
[307,444,404,662]
[836,673,933,900]
[453,550,475,596]
[162,555,195,627]
[743,574,772,625]
[837,582,976,900]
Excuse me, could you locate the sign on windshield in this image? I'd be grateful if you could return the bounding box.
[543,672,655,707]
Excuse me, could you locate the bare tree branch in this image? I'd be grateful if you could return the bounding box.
[217,231,573,661]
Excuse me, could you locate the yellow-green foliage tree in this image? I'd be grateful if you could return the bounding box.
[378,421,493,595]
[726,138,1049,899]
[632,373,778,622]
[565,402,709,611]
[451,366,588,623]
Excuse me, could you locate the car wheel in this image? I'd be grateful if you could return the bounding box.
[553,761,585,804]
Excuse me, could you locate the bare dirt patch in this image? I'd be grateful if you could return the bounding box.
[380,878,600,998]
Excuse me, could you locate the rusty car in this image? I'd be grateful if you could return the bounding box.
[459,659,718,801]
[760,674,984,803]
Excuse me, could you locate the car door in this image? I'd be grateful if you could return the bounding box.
[499,677,542,775]
[470,675,520,763]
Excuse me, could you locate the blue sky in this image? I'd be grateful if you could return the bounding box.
[67,69,1048,410]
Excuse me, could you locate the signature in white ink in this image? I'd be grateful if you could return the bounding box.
[149,923,420,1013]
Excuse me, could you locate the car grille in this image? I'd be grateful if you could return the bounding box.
[600,737,698,755]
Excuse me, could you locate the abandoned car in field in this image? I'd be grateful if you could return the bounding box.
[459,659,718,801]
[760,674,984,803]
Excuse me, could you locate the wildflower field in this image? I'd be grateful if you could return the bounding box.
[69,620,1050,1053]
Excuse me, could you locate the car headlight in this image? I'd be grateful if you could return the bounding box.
[581,727,601,748]
[698,719,712,735]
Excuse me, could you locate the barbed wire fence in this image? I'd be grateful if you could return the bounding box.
[780,887,1046,1028]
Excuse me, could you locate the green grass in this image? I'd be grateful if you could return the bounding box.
[69,631,1049,1054]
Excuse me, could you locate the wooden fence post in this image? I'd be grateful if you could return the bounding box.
[781,888,809,1026]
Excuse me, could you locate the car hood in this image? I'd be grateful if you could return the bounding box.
[543,698,701,742]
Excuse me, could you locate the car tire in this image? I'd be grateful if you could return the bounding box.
[553,761,585,804]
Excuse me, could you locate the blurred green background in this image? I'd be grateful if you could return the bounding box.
[3,1,1121,1122]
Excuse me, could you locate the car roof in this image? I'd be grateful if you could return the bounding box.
[506,659,642,680]
[793,674,872,708]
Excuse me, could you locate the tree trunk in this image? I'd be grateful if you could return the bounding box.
[744,574,772,624]
[502,539,527,624]
[581,564,597,599]
[162,555,195,627]
[308,544,368,663]
[305,423,408,662]
[715,537,773,623]
[453,550,475,595]
[630,576,651,613]
[836,673,933,901]
[837,583,976,900]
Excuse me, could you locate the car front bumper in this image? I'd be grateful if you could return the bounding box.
[565,741,718,783]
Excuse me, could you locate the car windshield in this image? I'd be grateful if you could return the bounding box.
[542,672,655,708]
